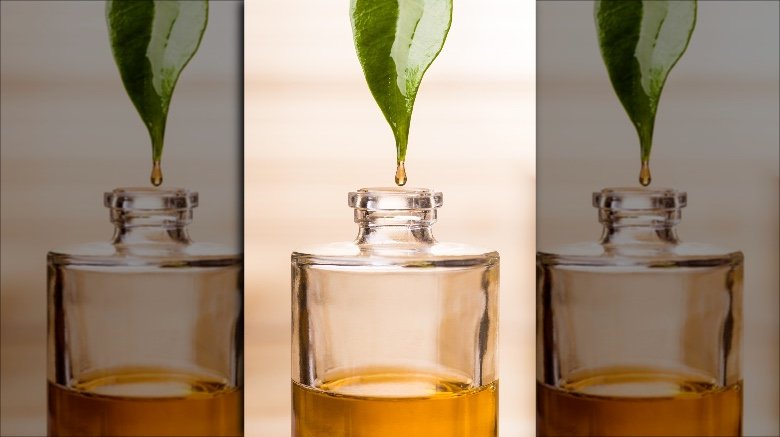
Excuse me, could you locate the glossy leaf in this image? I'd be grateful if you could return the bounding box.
[595,0,696,162]
[107,0,208,162]
[351,0,452,164]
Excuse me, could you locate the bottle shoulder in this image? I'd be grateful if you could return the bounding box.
[48,241,241,267]
[292,240,499,268]
[537,241,743,268]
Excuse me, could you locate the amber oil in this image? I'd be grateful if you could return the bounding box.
[293,370,497,437]
[48,368,242,437]
[537,369,742,437]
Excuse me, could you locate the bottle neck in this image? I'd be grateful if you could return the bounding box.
[111,212,192,246]
[599,217,680,246]
[348,187,442,248]
[594,188,685,247]
[354,209,436,246]
[105,188,196,247]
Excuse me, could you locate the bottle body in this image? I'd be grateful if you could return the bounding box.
[537,188,743,437]
[47,188,243,437]
[292,188,499,437]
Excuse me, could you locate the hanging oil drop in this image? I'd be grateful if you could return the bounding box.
[150,160,163,187]
[394,161,407,186]
[639,160,652,187]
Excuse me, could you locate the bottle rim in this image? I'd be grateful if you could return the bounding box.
[348,187,443,211]
[104,187,198,211]
[593,187,686,211]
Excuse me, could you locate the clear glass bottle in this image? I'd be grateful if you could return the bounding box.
[537,187,743,437]
[292,187,499,437]
[47,188,243,437]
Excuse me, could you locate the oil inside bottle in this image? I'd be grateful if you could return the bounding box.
[151,160,163,187]
[293,369,497,437]
[394,161,407,186]
[537,368,742,436]
[639,160,652,186]
[48,367,242,437]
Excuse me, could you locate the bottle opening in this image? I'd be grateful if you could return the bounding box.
[105,188,198,211]
[348,187,443,211]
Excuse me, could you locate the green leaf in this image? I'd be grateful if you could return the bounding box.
[595,0,696,164]
[351,0,452,165]
[107,0,208,164]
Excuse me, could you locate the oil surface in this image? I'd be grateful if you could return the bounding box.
[48,368,242,436]
[293,370,497,437]
[537,370,741,436]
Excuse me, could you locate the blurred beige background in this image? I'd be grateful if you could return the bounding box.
[244,1,535,435]
[537,2,779,435]
[1,1,241,435]
[4,1,774,436]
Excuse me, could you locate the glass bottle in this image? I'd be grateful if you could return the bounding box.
[537,187,743,437]
[292,187,499,437]
[47,188,243,437]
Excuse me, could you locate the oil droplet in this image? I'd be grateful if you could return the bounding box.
[394,161,407,186]
[151,160,163,187]
[639,160,652,186]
